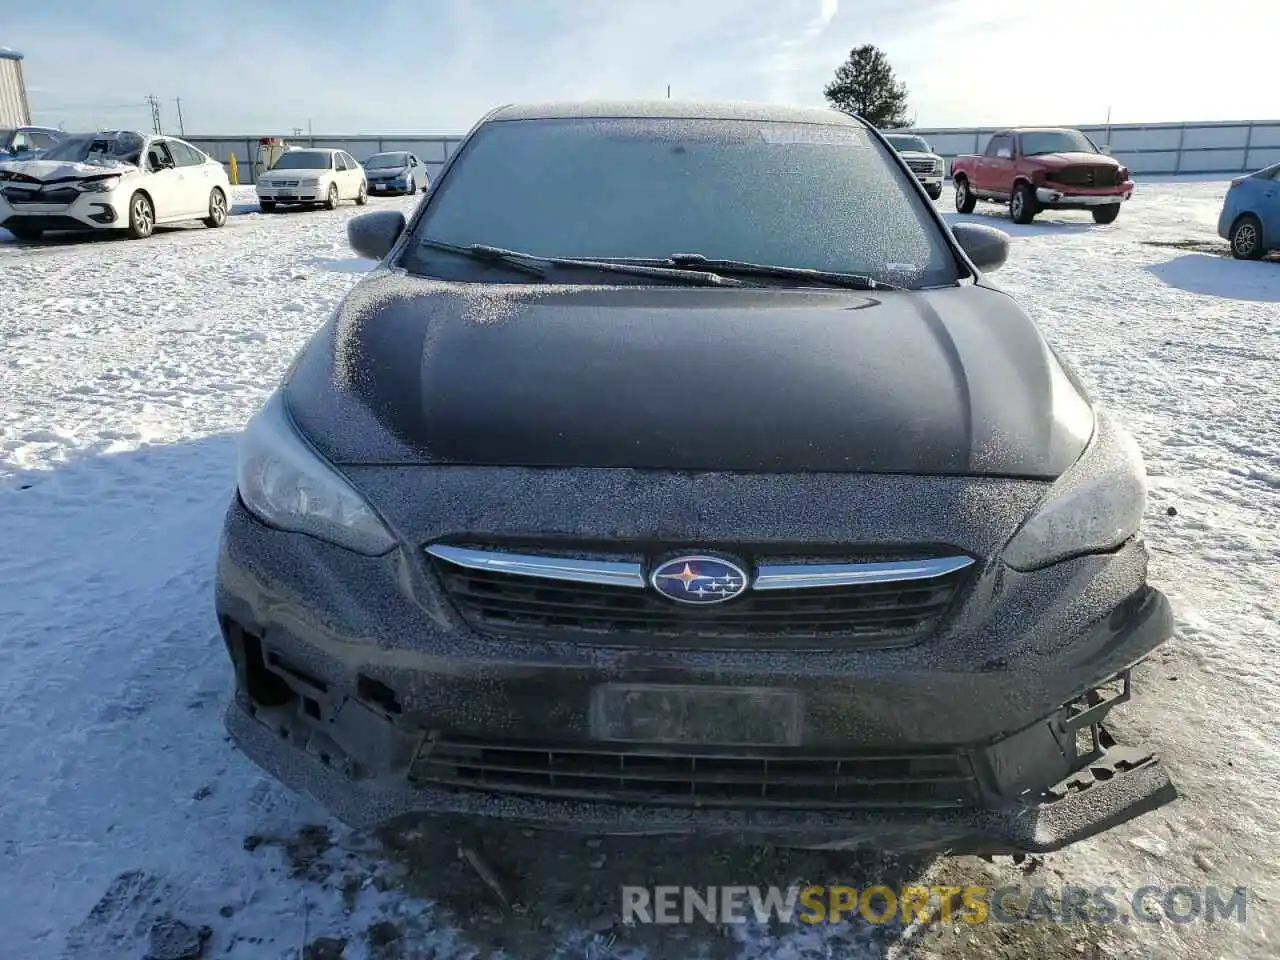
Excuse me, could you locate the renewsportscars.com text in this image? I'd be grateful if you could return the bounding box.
[621,884,1250,926]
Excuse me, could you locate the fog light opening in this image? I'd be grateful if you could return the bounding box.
[358,673,403,715]
[222,618,295,709]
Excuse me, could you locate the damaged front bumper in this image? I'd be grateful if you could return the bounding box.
[0,193,122,232]
[217,491,1177,855]
[224,665,1174,854]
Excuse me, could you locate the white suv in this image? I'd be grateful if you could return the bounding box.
[0,130,232,241]
[255,148,368,212]
[884,133,946,200]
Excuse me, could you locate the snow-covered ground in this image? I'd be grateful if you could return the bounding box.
[1,182,1276,960]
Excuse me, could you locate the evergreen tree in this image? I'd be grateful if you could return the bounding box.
[824,44,912,128]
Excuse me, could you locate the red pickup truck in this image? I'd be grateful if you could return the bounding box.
[951,128,1133,225]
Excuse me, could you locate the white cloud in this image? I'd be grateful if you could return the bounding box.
[761,0,840,103]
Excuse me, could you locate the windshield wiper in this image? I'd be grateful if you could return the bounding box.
[418,240,748,287]
[660,253,896,291]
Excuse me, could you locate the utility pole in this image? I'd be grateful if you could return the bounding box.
[173,96,186,136]
[145,94,162,134]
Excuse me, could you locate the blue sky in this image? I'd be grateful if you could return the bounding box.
[12,0,1276,136]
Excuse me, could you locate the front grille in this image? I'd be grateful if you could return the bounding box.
[906,159,936,175]
[2,186,77,205]
[2,215,89,232]
[410,738,980,809]
[430,548,969,647]
[1047,165,1118,188]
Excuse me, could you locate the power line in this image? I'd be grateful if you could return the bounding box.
[144,94,162,134]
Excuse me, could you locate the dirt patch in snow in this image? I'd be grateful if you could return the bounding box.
[1142,238,1280,261]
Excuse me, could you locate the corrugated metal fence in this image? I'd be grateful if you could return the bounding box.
[0,53,31,128]
[184,135,463,185]
[188,119,1280,185]
[907,120,1280,177]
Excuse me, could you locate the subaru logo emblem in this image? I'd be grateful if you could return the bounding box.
[650,555,749,605]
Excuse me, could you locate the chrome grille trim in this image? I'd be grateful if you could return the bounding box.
[425,544,973,591]
[425,544,646,588]
[752,556,974,590]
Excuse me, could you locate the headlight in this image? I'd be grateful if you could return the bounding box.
[1001,415,1147,572]
[236,391,396,556]
[77,176,121,193]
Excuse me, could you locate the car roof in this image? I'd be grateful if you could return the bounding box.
[484,100,861,127]
[998,127,1082,135]
[68,130,150,141]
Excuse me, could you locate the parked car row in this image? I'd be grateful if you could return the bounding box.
[888,125,1277,258]
[0,132,431,241]
[254,148,429,212]
[4,122,1274,260]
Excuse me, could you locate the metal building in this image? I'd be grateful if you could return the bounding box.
[0,48,31,127]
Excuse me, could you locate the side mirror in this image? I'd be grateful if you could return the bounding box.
[348,210,406,260]
[952,222,1009,273]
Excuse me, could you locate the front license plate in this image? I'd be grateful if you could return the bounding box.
[591,684,802,746]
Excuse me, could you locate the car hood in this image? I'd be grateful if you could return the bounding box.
[1027,152,1120,168]
[262,167,332,179]
[283,273,1094,478]
[0,158,137,183]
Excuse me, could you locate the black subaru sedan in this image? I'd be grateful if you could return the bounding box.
[216,101,1175,853]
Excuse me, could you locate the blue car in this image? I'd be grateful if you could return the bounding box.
[1218,162,1280,259]
[0,125,65,161]
[360,151,428,196]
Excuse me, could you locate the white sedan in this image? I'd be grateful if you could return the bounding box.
[0,130,232,241]
[255,148,368,212]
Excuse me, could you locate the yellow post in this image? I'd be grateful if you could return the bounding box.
[228,154,239,185]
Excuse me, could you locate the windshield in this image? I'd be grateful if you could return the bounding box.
[885,135,930,153]
[364,153,408,169]
[406,117,958,289]
[270,150,333,170]
[41,132,145,164]
[1019,130,1099,156]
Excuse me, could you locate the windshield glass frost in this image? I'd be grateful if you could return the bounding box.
[270,150,333,170]
[1020,130,1099,156]
[365,153,408,169]
[407,117,958,288]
